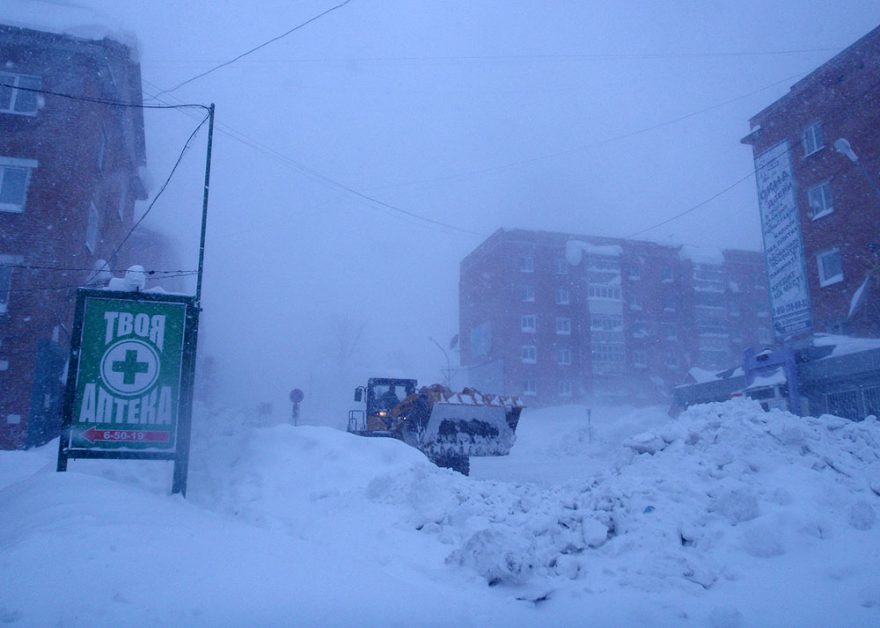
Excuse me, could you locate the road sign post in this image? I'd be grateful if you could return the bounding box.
[289,388,304,426]
[57,289,200,495]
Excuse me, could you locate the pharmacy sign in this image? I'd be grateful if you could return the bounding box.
[59,289,199,492]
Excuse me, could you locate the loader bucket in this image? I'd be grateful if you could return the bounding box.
[398,387,523,458]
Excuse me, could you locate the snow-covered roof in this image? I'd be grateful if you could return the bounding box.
[746,367,787,390]
[565,240,622,266]
[678,245,725,265]
[811,334,880,359]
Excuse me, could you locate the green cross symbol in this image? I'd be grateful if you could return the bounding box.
[112,349,149,385]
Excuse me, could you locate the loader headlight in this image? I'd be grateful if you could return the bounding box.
[377,410,388,417]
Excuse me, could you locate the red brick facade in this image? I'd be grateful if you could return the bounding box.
[459,229,771,406]
[0,25,146,448]
[742,25,880,338]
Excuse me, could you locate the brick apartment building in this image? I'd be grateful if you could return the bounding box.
[0,24,147,448]
[741,24,880,339]
[459,229,772,405]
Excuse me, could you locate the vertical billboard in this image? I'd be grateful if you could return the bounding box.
[755,141,812,338]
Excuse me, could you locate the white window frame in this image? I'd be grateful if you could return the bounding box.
[519,256,534,273]
[558,380,572,397]
[523,380,537,396]
[633,350,647,368]
[817,248,843,287]
[521,345,537,364]
[86,202,99,254]
[555,317,571,335]
[628,266,641,280]
[0,156,38,213]
[519,285,535,303]
[555,258,568,275]
[555,287,570,305]
[807,180,833,220]
[0,72,41,116]
[661,267,673,283]
[557,348,572,366]
[0,254,24,314]
[521,315,536,333]
[802,121,824,157]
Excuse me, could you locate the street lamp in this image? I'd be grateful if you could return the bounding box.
[428,336,452,388]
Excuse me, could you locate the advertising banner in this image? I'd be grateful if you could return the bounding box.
[755,141,812,338]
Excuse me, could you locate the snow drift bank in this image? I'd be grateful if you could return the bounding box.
[1,400,879,626]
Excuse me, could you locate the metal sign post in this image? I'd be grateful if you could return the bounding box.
[57,290,200,495]
[289,388,304,425]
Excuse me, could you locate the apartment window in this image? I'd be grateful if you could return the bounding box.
[521,315,536,333]
[523,380,537,396]
[633,350,647,368]
[631,321,648,338]
[628,266,641,280]
[0,256,21,314]
[519,285,535,302]
[521,345,537,363]
[558,380,572,397]
[0,72,41,115]
[555,288,570,305]
[817,248,843,287]
[519,256,534,273]
[661,323,678,339]
[807,180,833,220]
[555,317,571,335]
[555,258,568,275]
[587,285,621,299]
[666,353,680,369]
[86,202,99,254]
[802,121,824,156]
[661,267,674,282]
[0,156,38,213]
[557,348,572,366]
[663,294,676,312]
[629,294,642,310]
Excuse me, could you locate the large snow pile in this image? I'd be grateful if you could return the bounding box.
[1,399,879,626]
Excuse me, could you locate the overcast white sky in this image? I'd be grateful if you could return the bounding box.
[7,0,880,416]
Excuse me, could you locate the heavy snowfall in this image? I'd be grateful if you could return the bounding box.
[2,398,879,626]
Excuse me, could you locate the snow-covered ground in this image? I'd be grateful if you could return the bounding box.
[2,399,879,627]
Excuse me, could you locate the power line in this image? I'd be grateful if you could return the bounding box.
[365,70,811,193]
[5,263,198,275]
[146,46,844,65]
[104,113,211,270]
[626,73,880,238]
[153,0,355,97]
[0,82,207,111]
[142,80,486,238]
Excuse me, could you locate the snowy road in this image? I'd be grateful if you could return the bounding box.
[1,400,879,627]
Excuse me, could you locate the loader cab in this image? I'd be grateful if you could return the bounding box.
[364,378,417,416]
[350,378,417,433]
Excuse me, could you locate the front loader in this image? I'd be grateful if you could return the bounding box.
[347,378,523,475]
